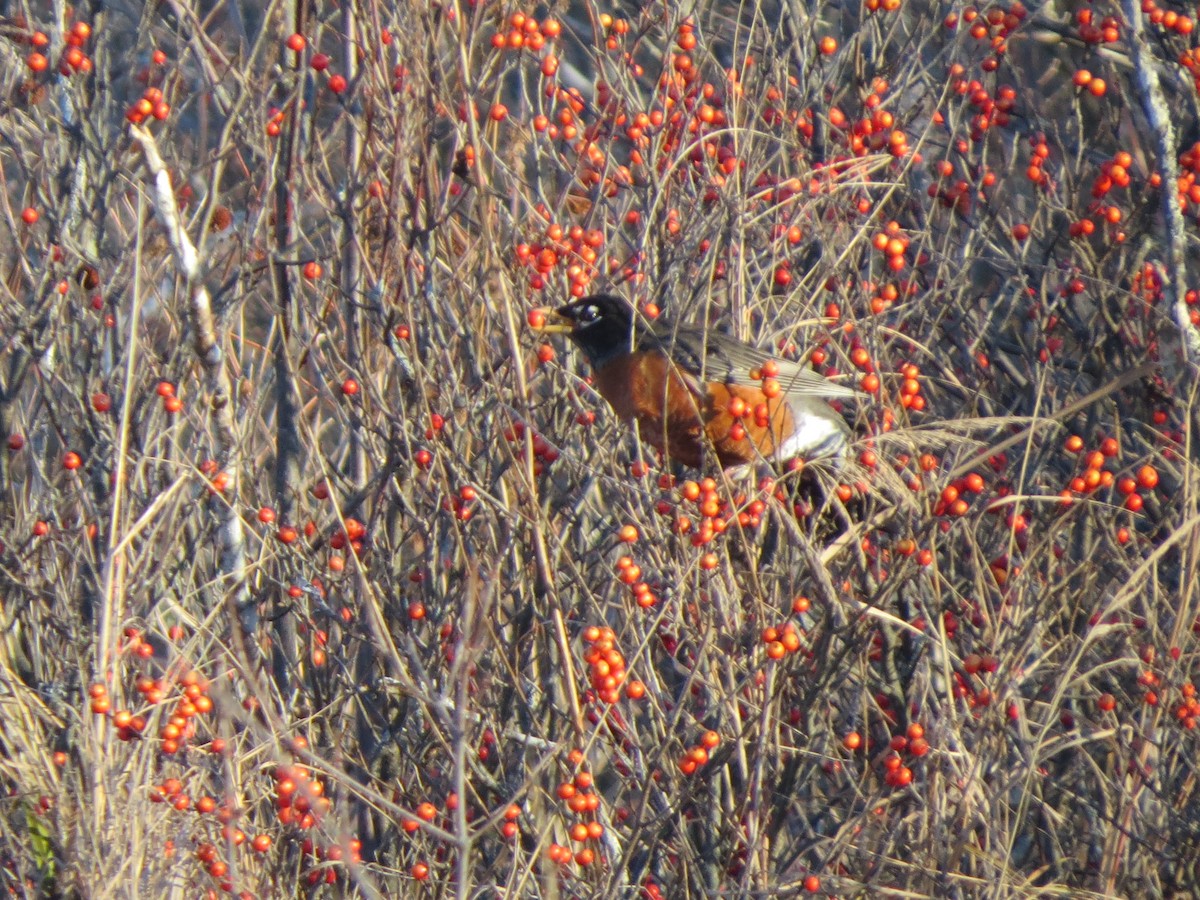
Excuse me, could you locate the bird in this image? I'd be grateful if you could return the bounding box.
[531,293,858,470]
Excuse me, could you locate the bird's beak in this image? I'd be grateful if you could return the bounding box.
[528,308,574,334]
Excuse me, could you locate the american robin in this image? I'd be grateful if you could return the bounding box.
[532,293,858,470]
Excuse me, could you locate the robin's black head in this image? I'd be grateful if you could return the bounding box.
[534,294,637,368]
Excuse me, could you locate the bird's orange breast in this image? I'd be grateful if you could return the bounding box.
[593,351,796,468]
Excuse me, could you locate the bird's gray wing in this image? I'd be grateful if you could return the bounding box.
[662,325,861,400]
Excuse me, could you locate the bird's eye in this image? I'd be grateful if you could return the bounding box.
[577,304,600,324]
